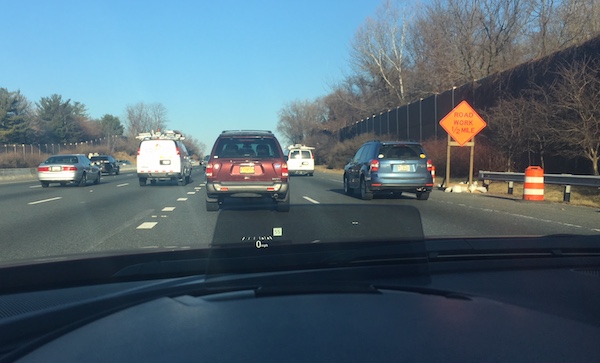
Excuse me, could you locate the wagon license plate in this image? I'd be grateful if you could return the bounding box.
[240,165,255,174]
[395,164,411,172]
[51,166,62,172]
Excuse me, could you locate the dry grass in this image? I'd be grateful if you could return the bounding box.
[0,153,47,168]
[315,165,343,174]
[484,181,600,208]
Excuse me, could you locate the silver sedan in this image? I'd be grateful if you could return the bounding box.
[37,154,101,187]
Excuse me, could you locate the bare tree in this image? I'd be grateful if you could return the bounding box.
[125,102,168,137]
[409,0,528,93]
[524,0,600,59]
[547,57,600,175]
[350,0,410,106]
[483,95,532,171]
[324,74,391,130]
[277,99,327,146]
[407,3,457,94]
[181,133,206,158]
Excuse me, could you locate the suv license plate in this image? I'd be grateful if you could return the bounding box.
[240,166,255,174]
[395,165,411,172]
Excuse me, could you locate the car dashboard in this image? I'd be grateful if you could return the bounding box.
[0,235,599,362]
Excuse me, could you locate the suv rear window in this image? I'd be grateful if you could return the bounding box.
[377,145,424,159]
[213,138,281,159]
[90,156,108,162]
[290,150,311,159]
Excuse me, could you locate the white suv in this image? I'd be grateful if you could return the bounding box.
[287,144,314,176]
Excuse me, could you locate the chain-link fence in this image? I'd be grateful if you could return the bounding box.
[0,135,128,156]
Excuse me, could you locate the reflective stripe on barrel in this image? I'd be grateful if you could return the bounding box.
[523,166,544,201]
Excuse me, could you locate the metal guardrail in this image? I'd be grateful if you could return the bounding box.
[478,170,600,202]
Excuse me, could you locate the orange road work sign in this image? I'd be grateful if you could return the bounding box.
[439,101,487,146]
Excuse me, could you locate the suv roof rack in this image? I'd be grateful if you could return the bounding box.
[136,130,185,141]
[220,130,273,134]
[380,139,420,144]
[287,144,315,150]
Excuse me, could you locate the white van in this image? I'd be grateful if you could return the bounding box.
[136,130,192,186]
[287,144,315,176]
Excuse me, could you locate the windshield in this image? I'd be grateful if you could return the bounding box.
[1,1,599,268]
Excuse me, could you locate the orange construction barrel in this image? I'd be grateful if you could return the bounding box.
[523,166,544,201]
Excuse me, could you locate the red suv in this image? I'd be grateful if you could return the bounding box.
[205,130,290,212]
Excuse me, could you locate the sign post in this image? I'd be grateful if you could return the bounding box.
[439,101,487,186]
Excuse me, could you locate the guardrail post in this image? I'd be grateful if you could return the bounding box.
[508,181,514,195]
[563,185,571,202]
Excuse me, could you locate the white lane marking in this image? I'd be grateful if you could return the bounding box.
[330,179,342,183]
[29,185,42,189]
[194,187,202,190]
[162,207,176,211]
[199,183,206,187]
[117,183,129,187]
[28,197,62,205]
[303,196,320,204]
[137,222,158,229]
[177,198,188,201]
[187,191,196,195]
[437,200,589,231]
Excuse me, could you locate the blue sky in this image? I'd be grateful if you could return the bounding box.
[2,0,381,148]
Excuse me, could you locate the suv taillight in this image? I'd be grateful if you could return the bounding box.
[427,159,433,171]
[206,162,221,178]
[282,163,288,178]
[137,148,141,156]
[370,159,379,172]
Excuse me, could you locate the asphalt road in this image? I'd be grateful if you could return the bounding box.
[0,168,599,264]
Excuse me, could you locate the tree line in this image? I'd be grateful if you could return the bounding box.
[277,0,600,175]
[0,89,205,158]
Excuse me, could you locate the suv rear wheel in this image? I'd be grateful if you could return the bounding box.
[343,175,354,196]
[206,198,219,211]
[360,177,373,200]
[276,193,290,212]
[416,191,430,200]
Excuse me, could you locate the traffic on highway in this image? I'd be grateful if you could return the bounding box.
[1,1,599,361]
[1,165,598,262]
